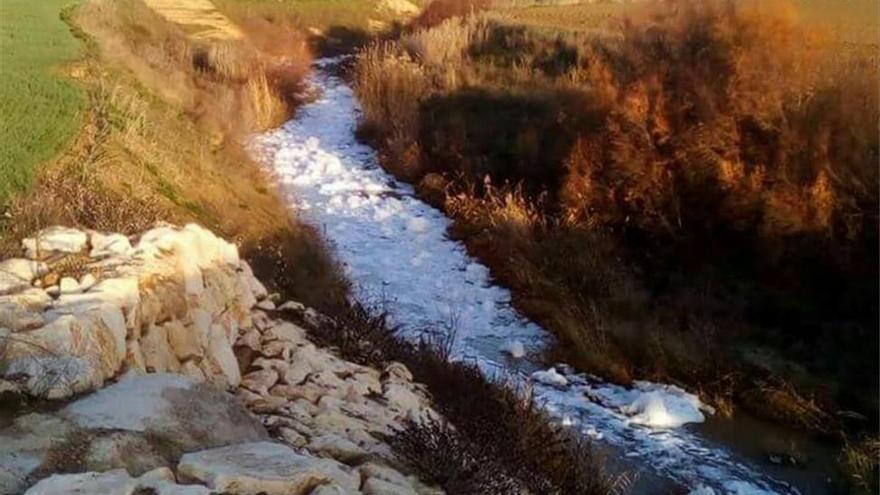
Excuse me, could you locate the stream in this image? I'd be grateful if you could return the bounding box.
[253,58,840,495]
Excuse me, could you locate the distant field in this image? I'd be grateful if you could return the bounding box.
[493,0,879,43]
[216,0,425,32]
[0,0,86,203]
[491,1,632,33]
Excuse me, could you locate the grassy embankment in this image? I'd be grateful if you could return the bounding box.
[354,0,878,489]
[0,0,346,308]
[0,0,86,203]
[0,1,615,492]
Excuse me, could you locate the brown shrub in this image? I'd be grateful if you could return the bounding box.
[355,0,880,430]
[840,436,880,495]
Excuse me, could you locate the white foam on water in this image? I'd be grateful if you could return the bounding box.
[252,60,799,495]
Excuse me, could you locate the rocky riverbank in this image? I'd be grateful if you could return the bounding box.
[0,224,443,495]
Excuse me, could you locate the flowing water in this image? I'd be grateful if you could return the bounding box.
[253,59,839,495]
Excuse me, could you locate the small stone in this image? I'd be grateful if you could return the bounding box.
[1,259,46,279]
[260,340,293,361]
[256,300,276,311]
[269,384,323,403]
[278,300,305,312]
[241,369,280,396]
[0,271,30,296]
[383,383,425,414]
[239,261,268,300]
[141,324,181,374]
[310,484,349,495]
[307,433,368,464]
[89,232,132,257]
[236,328,262,351]
[381,362,413,383]
[531,367,569,388]
[363,476,419,495]
[501,339,526,359]
[251,310,272,330]
[22,226,88,258]
[59,277,81,294]
[277,427,308,448]
[177,442,359,493]
[79,273,97,292]
[251,357,289,375]
[166,319,205,362]
[262,322,308,345]
[180,360,207,381]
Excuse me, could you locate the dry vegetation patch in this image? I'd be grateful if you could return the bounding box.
[354,0,879,447]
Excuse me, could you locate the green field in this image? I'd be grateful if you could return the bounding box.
[0,0,85,203]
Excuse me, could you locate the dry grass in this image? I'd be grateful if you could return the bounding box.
[840,436,880,495]
[354,0,880,435]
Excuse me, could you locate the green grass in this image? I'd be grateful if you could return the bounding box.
[0,0,86,204]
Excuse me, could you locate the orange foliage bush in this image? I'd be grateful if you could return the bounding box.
[560,0,878,254]
[356,0,880,426]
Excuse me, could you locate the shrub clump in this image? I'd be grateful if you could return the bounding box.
[354,0,879,433]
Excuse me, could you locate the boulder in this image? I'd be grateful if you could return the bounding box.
[0,288,50,331]
[241,369,280,396]
[0,259,45,295]
[307,434,368,464]
[0,374,268,494]
[141,324,181,373]
[89,232,132,257]
[177,442,359,494]
[24,468,211,495]
[22,227,88,257]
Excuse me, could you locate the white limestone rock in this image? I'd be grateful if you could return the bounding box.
[177,442,359,494]
[59,277,81,295]
[141,324,181,374]
[0,288,51,332]
[239,261,268,300]
[307,433,368,463]
[89,232,132,257]
[256,299,277,311]
[278,300,305,313]
[241,369,280,396]
[0,259,46,295]
[202,322,242,388]
[23,468,211,495]
[22,227,88,258]
[165,319,205,362]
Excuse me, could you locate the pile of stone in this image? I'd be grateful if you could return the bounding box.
[0,224,255,398]
[0,224,443,495]
[236,311,438,462]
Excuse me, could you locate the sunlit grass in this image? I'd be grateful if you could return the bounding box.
[0,0,86,203]
[216,0,425,32]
